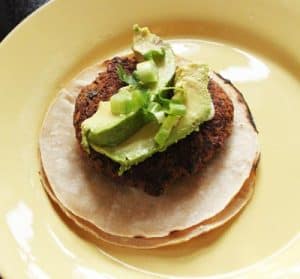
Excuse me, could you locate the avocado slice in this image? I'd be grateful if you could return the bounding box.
[132,25,176,92]
[81,101,148,150]
[91,121,160,174]
[91,63,214,174]
[165,64,215,148]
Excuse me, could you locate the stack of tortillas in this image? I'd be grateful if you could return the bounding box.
[39,62,260,248]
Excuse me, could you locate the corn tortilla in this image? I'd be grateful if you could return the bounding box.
[39,63,260,239]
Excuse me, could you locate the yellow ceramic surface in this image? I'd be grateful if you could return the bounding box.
[1,0,300,278]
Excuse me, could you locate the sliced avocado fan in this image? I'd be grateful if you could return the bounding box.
[81,26,214,175]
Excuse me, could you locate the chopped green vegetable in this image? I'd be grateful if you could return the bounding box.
[151,86,187,145]
[110,87,148,115]
[144,48,165,61]
[148,101,162,112]
[134,60,158,85]
[132,89,149,108]
[154,91,172,108]
[147,102,165,123]
[110,88,132,115]
[132,24,176,92]
[154,115,181,147]
[168,103,186,116]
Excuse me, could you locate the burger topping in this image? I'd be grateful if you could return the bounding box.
[81,26,214,174]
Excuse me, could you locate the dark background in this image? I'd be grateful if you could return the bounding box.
[0,0,48,40]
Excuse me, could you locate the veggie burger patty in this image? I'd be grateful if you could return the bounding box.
[73,56,234,196]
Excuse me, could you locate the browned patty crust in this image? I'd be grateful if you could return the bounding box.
[73,56,234,196]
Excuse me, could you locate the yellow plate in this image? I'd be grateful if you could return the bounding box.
[1,0,300,278]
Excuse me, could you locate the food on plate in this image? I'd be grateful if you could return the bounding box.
[39,25,260,248]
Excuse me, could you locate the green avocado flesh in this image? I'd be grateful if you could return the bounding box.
[83,63,214,174]
[81,25,176,151]
[165,64,214,147]
[132,25,176,92]
[81,26,214,174]
[81,102,148,149]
